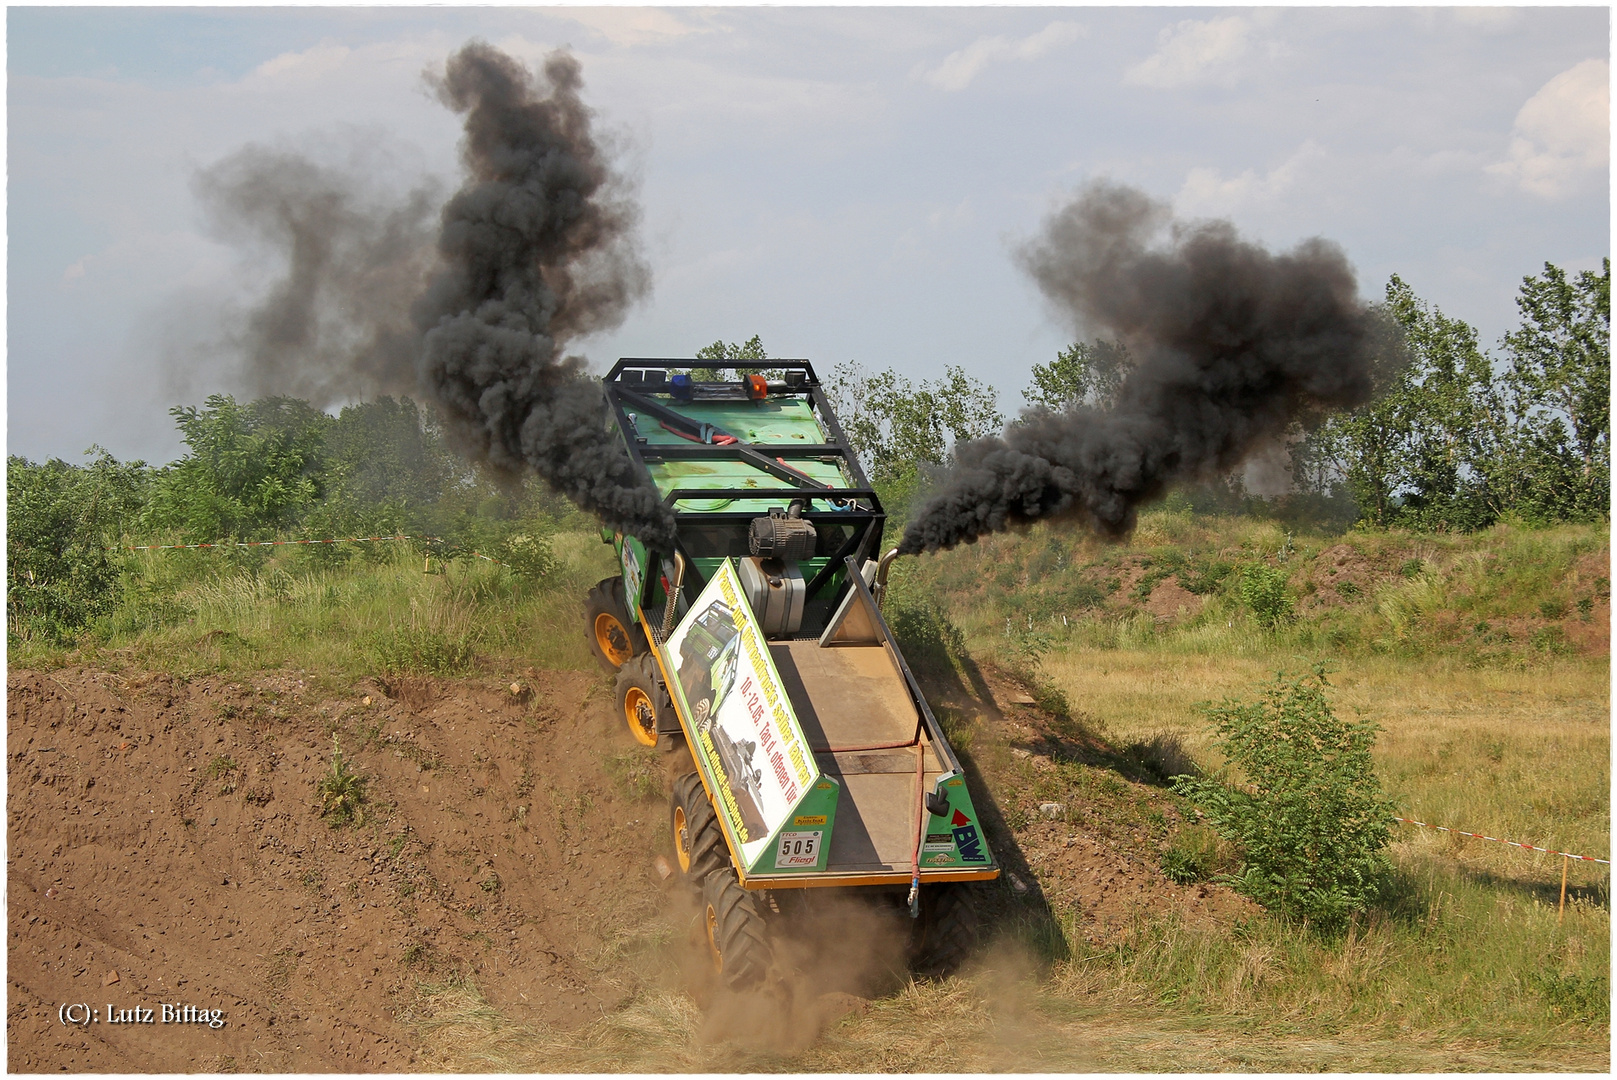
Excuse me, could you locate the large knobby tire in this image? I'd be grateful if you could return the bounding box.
[670,771,728,893]
[614,654,673,748]
[908,883,981,979]
[701,868,772,990]
[585,577,646,673]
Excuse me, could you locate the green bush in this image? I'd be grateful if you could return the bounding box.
[494,529,559,578]
[8,450,150,643]
[1240,563,1294,629]
[369,627,476,675]
[1160,824,1220,884]
[1526,970,1610,1024]
[1173,666,1394,930]
[884,576,966,678]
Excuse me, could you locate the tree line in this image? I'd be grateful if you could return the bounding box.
[831,260,1609,533]
[7,396,573,641]
[8,264,1607,642]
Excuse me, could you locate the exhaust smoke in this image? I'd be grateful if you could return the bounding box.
[184,42,676,548]
[188,137,440,407]
[899,181,1383,554]
[415,43,675,548]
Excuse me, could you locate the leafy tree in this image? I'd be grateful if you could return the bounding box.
[1022,339,1132,412]
[1380,275,1505,530]
[690,334,777,380]
[1174,667,1394,931]
[1498,260,1610,521]
[826,361,1003,508]
[142,394,330,541]
[1306,266,1610,531]
[8,448,151,642]
[305,396,460,544]
[1304,278,1497,529]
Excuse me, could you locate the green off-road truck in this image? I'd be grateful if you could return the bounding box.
[584,358,998,987]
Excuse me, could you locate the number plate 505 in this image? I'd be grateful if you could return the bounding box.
[774,830,821,867]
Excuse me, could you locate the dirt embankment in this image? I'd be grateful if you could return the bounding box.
[7,664,676,1071]
[9,659,1253,1071]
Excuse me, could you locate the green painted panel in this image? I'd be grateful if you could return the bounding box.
[628,397,828,446]
[625,396,853,509]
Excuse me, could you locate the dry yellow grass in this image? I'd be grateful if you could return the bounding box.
[407,964,1610,1073]
[1041,649,1611,891]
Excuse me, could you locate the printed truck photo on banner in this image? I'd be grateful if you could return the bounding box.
[664,559,819,868]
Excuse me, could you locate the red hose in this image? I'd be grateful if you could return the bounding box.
[659,420,736,445]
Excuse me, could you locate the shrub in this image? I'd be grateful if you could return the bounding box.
[885,580,966,678]
[1161,824,1221,884]
[1240,563,1294,629]
[496,530,559,578]
[1173,666,1394,930]
[8,450,150,643]
[1526,971,1610,1024]
[369,627,476,676]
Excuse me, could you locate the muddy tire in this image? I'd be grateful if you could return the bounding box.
[908,883,981,979]
[586,577,646,673]
[701,868,772,990]
[670,771,728,893]
[614,654,673,748]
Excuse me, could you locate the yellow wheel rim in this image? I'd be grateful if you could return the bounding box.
[673,806,692,873]
[594,612,634,667]
[705,903,722,973]
[624,686,658,746]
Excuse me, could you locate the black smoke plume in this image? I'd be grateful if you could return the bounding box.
[190,136,439,406]
[185,44,675,547]
[414,43,675,548]
[898,181,1381,554]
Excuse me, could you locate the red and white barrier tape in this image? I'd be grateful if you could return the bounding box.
[118,534,515,570]
[1393,816,1609,864]
[120,534,439,551]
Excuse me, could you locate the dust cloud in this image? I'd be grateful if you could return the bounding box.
[899,181,1386,553]
[677,888,913,1051]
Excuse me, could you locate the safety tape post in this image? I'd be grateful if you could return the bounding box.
[1393,816,1609,865]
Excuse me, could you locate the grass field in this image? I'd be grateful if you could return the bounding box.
[11,512,1609,1069]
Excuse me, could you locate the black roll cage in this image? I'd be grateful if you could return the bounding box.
[603,358,886,616]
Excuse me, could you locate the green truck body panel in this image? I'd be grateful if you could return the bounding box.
[599,360,998,888]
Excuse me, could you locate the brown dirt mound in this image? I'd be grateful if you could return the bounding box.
[7,664,671,1071]
[9,657,1255,1070]
[1144,579,1204,622]
[1299,541,1387,613]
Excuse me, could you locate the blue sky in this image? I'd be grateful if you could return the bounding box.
[8,5,1610,465]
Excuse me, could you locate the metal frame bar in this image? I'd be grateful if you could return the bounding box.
[603,357,886,613]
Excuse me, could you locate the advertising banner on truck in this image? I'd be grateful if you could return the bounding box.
[663,559,819,868]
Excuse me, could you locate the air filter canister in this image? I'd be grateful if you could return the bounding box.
[748,507,817,562]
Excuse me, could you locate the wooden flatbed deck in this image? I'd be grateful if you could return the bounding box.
[759,639,959,882]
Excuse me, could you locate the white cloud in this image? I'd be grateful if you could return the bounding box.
[917,21,1085,92]
[1450,8,1521,33]
[1486,58,1609,198]
[560,8,712,47]
[249,41,353,84]
[1175,141,1327,218]
[1125,16,1269,90]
